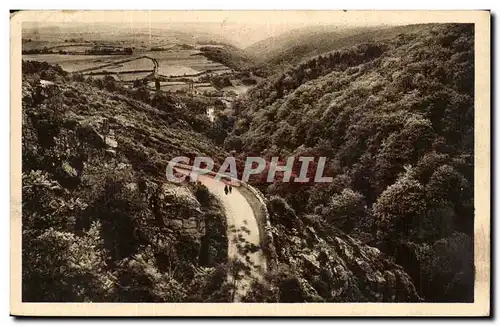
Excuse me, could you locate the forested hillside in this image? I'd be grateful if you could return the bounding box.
[245,24,468,74]
[245,25,378,66]
[21,61,233,302]
[21,22,476,304]
[229,23,474,302]
[21,60,422,303]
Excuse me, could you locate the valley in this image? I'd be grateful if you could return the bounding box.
[22,38,256,107]
[20,21,476,305]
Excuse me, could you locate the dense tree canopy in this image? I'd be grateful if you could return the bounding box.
[231,23,474,302]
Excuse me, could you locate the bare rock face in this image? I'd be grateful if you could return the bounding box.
[153,183,205,240]
[331,235,420,302]
[271,222,421,302]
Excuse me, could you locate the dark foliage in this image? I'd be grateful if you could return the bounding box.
[231,24,474,302]
[21,61,231,302]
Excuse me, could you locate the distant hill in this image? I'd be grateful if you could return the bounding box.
[22,23,236,51]
[245,24,446,69]
[197,44,258,71]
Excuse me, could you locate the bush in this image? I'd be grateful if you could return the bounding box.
[72,73,85,82]
[114,247,187,302]
[83,172,145,261]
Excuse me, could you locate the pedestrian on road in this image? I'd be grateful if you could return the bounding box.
[224,185,229,195]
[229,185,232,194]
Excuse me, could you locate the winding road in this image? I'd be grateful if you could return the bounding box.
[173,166,266,302]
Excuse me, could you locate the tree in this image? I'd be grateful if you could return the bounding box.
[194,183,211,206]
[372,168,426,238]
[324,188,365,232]
[425,164,472,237]
[22,221,115,302]
[103,75,118,92]
[223,135,243,152]
[114,246,187,302]
[374,115,434,196]
[419,232,474,302]
[426,164,469,205]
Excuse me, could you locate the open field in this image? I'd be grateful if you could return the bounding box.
[144,50,231,76]
[22,40,93,51]
[23,48,232,79]
[22,53,132,72]
[22,38,251,103]
[117,71,153,82]
[86,57,155,74]
[158,65,200,76]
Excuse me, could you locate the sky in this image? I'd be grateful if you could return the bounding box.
[17,10,474,48]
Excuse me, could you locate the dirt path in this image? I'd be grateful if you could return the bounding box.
[173,167,266,302]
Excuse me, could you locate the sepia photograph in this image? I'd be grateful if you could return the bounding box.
[10,10,490,316]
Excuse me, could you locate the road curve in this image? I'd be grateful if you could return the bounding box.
[173,167,266,302]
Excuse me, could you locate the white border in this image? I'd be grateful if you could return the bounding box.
[4,4,494,323]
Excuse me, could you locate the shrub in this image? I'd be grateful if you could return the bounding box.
[103,75,118,92]
[114,247,187,302]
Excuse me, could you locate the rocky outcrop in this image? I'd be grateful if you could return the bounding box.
[270,219,421,302]
[153,183,205,240]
